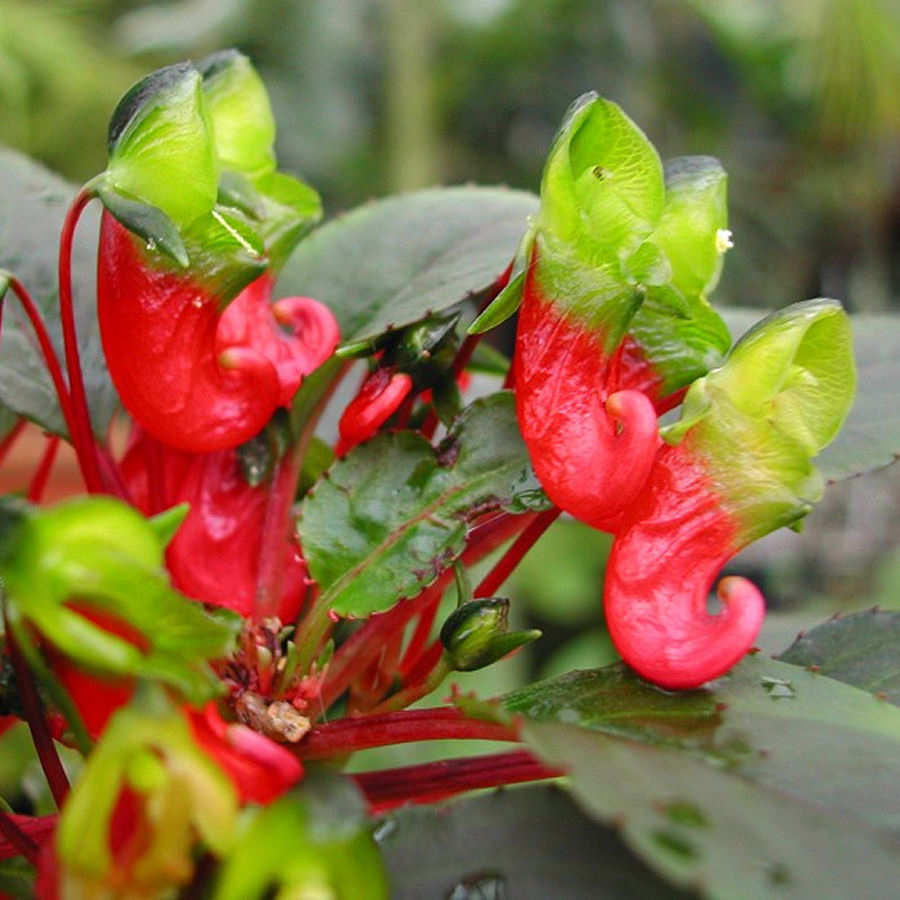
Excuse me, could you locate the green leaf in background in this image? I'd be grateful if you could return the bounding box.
[507,655,900,830]
[0,147,118,438]
[777,608,900,705]
[298,392,549,618]
[524,720,900,900]
[213,768,387,900]
[378,785,690,900]
[720,306,900,482]
[276,187,537,343]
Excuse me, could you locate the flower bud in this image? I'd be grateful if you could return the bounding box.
[440,598,540,672]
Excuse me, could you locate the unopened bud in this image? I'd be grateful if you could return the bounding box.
[440,598,541,672]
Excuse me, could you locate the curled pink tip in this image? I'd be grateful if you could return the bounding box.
[606,569,766,690]
[217,345,275,377]
[337,370,413,456]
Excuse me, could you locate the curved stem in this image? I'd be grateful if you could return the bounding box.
[398,595,441,678]
[353,749,564,813]
[296,707,518,760]
[27,435,60,502]
[58,187,104,493]
[367,655,451,715]
[474,506,561,598]
[4,616,69,809]
[5,279,76,446]
[0,810,39,865]
[0,419,26,467]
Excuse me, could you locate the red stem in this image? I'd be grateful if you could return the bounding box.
[5,624,69,808]
[0,811,40,865]
[0,419,26,466]
[296,707,518,760]
[353,749,564,813]
[474,506,561,598]
[58,188,105,493]
[254,447,303,620]
[5,280,77,448]
[399,637,443,689]
[398,597,441,678]
[27,435,60,503]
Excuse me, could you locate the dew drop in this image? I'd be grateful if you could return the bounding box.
[760,676,796,700]
[145,238,157,251]
[372,819,396,843]
[446,872,507,900]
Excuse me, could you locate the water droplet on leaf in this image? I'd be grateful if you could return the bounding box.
[760,676,796,700]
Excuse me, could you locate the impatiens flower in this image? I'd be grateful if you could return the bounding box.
[604,300,856,688]
[96,52,334,453]
[512,94,731,530]
[120,426,309,621]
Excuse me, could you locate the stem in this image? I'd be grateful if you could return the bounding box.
[399,637,444,689]
[0,810,39,865]
[0,419,26,467]
[254,445,303,620]
[367,655,451,715]
[353,749,564,813]
[296,707,518,760]
[283,600,334,685]
[474,507,561,598]
[398,593,440,678]
[317,511,535,715]
[27,435,60,502]
[5,279,78,449]
[4,617,69,809]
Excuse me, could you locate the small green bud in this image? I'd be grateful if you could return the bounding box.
[440,598,541,672]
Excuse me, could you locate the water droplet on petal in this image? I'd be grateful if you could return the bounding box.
[760,676,796,700]
[446,872,507,900]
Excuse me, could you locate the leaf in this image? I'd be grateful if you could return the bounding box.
[212,768,387,900]
[298,392,549,618]
[524,720,900,900]
[506,655,900,831]
[720,306,900,482]
[378,785,688,900]
[0,147,119,437]
[276,187,537,344]
[777,608,900,705]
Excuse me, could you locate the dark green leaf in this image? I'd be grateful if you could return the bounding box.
[378,785,691,900]
[0,147,118,437]
[298,392,549,617]
[506,654,900,831]
[720,306,900,482]
[276,187,537,343]
[777,608,900,705]
[524,720,900,900]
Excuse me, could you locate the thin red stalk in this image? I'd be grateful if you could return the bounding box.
[0,811,40,865]
[0,419,26,466]
[254,447,303,620]
[318,511,534,714]
[502,365,515,390]
[26,434,60,502]
[353,749,564,813]
[399,637,444,690]
[57,188,104,493]
[5,280,77,448]
[5,625,69,808]
[398,594,440,678]
[474,507,561,598]
[296,707,518,760]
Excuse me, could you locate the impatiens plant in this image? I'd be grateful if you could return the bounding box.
[0,54,899,898]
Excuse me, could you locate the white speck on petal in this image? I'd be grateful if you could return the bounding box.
[716,228,734,254]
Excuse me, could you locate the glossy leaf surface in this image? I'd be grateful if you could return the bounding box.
[298,392,548,617]
[277,187,537,343]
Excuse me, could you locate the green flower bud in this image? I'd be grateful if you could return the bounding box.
[440,598,541,672]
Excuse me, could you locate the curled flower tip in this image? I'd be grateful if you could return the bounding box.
[217,344,277,376]
[336,370,413,456]
[605,553,765,691]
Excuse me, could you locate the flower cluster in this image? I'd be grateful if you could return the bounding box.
[0,61,855,898]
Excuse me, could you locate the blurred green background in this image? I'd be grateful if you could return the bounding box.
[1,0,899,781]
